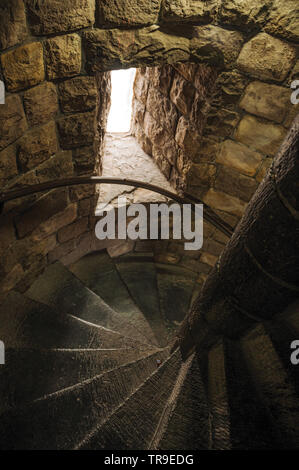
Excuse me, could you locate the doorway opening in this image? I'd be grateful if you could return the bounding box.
[106,68,136,133]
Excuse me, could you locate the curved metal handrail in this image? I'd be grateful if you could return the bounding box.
[0,176,234,237]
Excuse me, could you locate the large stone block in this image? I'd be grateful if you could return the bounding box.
[58,217,89,243]
[26,0,95,35]
[0,0,27,51]
[203,188,247,217]
[96,0,161,27]
[217,140,262,177]
[191,25,244,66]
[219,0,272,30]
[187,163,217,187]
[72,146,96,175]
[235,115,287,157]
[265,0,299,42]
[146,65,174,95]
[0,95,28,151]
[35,151,74,183]
[1,42,45,92]
[23,82,59,126]
[0,145,18,188]
[30,203,77,242]
[83,27,190,71]
[170,73,195,115]
[161,0,218,24]
[17,122,58,171]
[59,76,97,113]
[236,33,296,82]
[45,34,82,80]
[239,81,290,124]
[15,189,69,238]
[133,71,149,104]
[215,165,258,202]
[57,112,96,149]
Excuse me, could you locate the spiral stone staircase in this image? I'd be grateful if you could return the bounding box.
[0,243,298,451]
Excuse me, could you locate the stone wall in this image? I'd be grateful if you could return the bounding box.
[0,0,298,300]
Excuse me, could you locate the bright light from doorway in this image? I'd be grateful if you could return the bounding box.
[106,68,136,133]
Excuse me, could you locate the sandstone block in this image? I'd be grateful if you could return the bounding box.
[57,112,95,149]
[31,204,78,242]
[240,81,290,123]
[45,34,81,80]
[26,0,95,35]
[72,146,96,175]
[96,0,161,27]
[161,0,218,24]
[17,122,58,171]
[1,42,45,92]
[0,0,27,51]
[59,76,97,113]
[265,0,299,42]
[58,217,89,243]
[219,0,272,30]
[35,151,74,183]
[203,188,247,217]
[15,189,69,238]
[235,115,287,157]
[191,25,244,66]
[147,86,178,135]
[0,145,18,188]
[23,82,58,126]
[83,27,189,71]
[237,33,296,82]
[215,165,258,202]
[217,140,262,176]
[187,163,216,187]
[0,95,27,151]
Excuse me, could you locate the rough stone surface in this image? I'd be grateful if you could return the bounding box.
[23,82,59,127]
[96,0,161,27]
[72,146,96,175]
[237,33,296,82]
[175,116,202,159]
[170,73,195,115]
[0,95,28,151]
[83,28,190,71]
[191,25,244,66]
[45,34,82,80]
[17,122,58,172]
[15,189,69,238]
[1,42,45,92]
[0,0,27,51]
[265,0,299,42]
[26,0,95,35]
[161,0,217,24]
[187,163,216,188]
[59,77,97,113]
[0,145,18,187]
[235,115,287,157]
[58,217,89,243]
[219,0,273,30]
[239,81,290,124]
[203,188,246,217]
[217,140,262,177]
[57,112,96,149]
[35,151,74,183]
[215,165,258,202]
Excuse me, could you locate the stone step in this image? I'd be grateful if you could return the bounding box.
[0,291,151,351]
[78,349,182,450]
[0,347,157,414]
[224,338,279,449]
[240,324,299,449]
[207,341,231,450]
[69,251,158,345]
[25,261,153,346]
[156,352,211,450]
[155,263,198,339]
[114,253,168,347]
[0,349,169,450]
